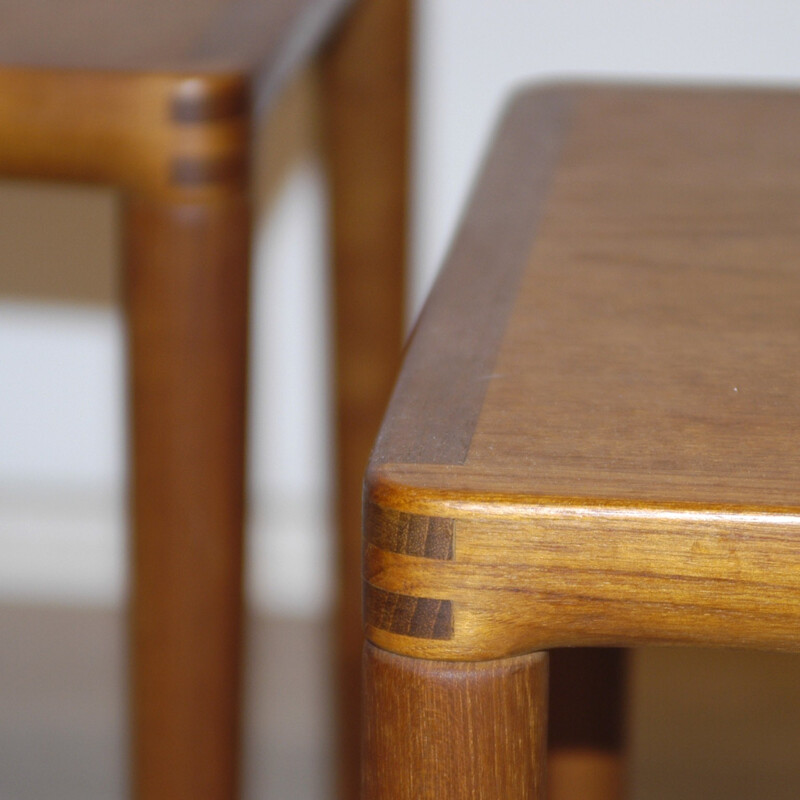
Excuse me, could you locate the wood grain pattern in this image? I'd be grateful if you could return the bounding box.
[125,196,250,800]
[372,86,572,466]
[363,642,548,799]
[365,502,454,559]
[364,584,453,640]
[365,85,800,661]
[321,1,410,797]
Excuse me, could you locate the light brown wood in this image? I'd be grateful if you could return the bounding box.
[0,63,323,800]
[0,69,248,203]
[321,1,410,798]
[364,84,800,661]
[0,2,353,201]
[125,195,250,800]
[1,3,410,798]
[363,642,548,799]
[0,64,320,309]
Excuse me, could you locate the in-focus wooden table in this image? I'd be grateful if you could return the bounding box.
[364,84,800,798]
[0,2,410,799]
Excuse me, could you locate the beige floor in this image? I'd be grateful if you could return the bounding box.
[630,647,800,799]
[0,606,332,800]
[1,604,799,799]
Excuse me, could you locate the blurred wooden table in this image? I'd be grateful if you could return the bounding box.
[364,84,800,798]
[0,2,409,799]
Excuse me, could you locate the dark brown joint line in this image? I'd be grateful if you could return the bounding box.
[369,89,574,467]
[365,503,455,560]
[364,583,454,641]
[171,155,247,188]
[171,86,249,124]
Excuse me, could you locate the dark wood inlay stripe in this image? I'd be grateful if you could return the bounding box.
[370,87,574,466]
[171,156,246,187]
[364,583,454,640]
[365,502,455,560]
[171,85,248,123]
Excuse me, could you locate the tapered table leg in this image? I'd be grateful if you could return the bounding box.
[364,642,548,800]
[124,196,250,800]
[321,2,410,798]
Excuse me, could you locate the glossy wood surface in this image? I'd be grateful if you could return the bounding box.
[125,195,250,800]
[363,642,548,799]
[365,85,800,661]
[321,0,410,797]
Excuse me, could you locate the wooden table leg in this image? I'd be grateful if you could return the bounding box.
[321,2,410,798]
[548,648,627,800]
[364,642,548,799]
[124,195,250,800]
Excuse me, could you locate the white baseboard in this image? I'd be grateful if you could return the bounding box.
[0,487,330,617]
[247,494,333,617]
[0,487,124,606]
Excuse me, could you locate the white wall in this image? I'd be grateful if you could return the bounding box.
[412,0,800,312]
[2,0,800,612]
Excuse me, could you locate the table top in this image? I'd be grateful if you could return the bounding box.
[365,84,800,660]
[0,0,354,198]
[0,0,350,74]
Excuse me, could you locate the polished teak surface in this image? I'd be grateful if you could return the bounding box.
[365,84,800,663]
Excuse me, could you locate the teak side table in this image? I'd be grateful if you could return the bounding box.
[0,2,410,799]
[363,84,800,798]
